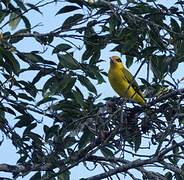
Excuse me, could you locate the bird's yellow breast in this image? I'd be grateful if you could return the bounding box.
[108,67,131,97]
[108,64,145,106]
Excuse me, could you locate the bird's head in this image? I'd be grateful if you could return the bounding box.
[110,56,124,69]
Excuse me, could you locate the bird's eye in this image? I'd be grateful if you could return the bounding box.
[116,58,122,62]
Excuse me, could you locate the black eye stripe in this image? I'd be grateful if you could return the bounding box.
[116,58,122,62]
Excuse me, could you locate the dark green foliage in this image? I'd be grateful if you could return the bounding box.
[56,5,80,15]
[0,0,184,180]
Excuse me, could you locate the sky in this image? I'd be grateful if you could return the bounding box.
[0,0,184,179]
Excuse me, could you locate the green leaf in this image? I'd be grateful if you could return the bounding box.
[14,0,27,11]
[10,102,27,114]
[53,44,72,54]
[126,55,133,68]
[0,11,7,23]
[26,3,43,15]
[51,100,80,114]
[47,34,54,44]
[139,78,151,86]
[37,97,57,106]
[171,18,180,32]
[17,155,28,164]
[148,28,166,51]
[175,172,184,180]
[42,77,57,97]
[10,29,28,44]
[117,0,122,5]
[30,172,41,180]
[128,3,158,14]
[58,54,80,70]
[108,14,120,34]
[58,170,70,180]
[101,147,114,157]
[95,71,106,84]
[73,87,84,107]
[165,172,173,180]
[181,163,184,171]
[89,50,101,64]
[66,0,83,7]
[25,132,42,143]
[60,77,77,95]
[113,32,139,53]
[140,46,157,57]
[21,16,31,30]
[78,127,94,149]
[5,88,18,99]
[9,12,21,30]
[81,64,105,83]
[44,125,59,140]
[63,136,76,148]
[172,140,179,165]
[56,5,80,15]
[24,123,37,134]
[43,125,49,137]
[17,52,44,64]
[0,48,20,75]
[150,55,168,81]
[61,14,84,29]
[32,68,55,85]
[18,93,34,101]
[18,81,37,97]
[134,130,142,152]
[0,105,16,116]
[15,114,33,128]
[78,75,97,94]
[168,56,178,74]
[43,75,76,97]
[82,49,93,61]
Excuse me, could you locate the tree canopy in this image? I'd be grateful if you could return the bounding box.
[0,0,184,179]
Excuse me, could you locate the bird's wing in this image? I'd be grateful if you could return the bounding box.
[123,68,144,99]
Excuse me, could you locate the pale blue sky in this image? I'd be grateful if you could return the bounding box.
[0,0,183,180]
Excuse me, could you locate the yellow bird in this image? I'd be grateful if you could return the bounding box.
[108,56,145,106]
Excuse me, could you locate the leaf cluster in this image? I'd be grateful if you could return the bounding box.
[0,0,184,180]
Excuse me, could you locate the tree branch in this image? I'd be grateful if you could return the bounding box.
[148,88,184,106]
[160,161,182,175]
[86,155,165,180]
[84,140,184,180]
[97,0,183,38]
